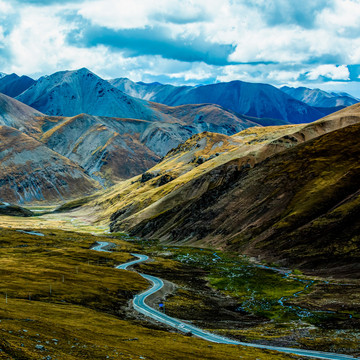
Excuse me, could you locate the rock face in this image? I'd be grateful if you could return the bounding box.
[0,74,35,98]
[38,108,259,185]
[0,125,100,203]
[107,104,360,277]
[110,77,325,124]
[150,103,262,132]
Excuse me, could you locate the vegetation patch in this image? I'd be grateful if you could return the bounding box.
[0,228,301,359]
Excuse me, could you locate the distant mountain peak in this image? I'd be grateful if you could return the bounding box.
[111,76,323,124]
[281,85,359,108]
[0,73,36,98]
[15,68,166,121]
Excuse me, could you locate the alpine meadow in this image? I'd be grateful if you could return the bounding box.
[0,1,359,359]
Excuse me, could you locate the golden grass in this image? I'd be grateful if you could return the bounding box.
[0,228,297,359]
[68,123,307,227]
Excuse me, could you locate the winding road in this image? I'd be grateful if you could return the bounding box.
[93,241,357,360]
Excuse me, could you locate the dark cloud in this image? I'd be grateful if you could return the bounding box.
[251,0,334,29]
[306,54,344,65]
[67,23,236,66]
[348,65,360,81]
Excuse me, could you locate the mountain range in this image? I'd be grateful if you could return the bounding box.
[0,73,35,98]
[0,82,262,199]
[0,67,359,207]
[109,77,359,122]
[280,86,359,108]
[79,103,359,277]
[109,78,324,124]
[3,67,356,125]
[1,68,357,124]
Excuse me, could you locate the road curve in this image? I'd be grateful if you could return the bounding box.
[92,241,357,360]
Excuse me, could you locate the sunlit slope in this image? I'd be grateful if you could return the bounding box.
[74,127,294,223]
[0,90,270,194]
[116,121,360,277]
[73,103,358,225]
[66,104,360,276]
[38,106,258,185]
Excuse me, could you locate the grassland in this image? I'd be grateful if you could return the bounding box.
[0,224,301,359]
[124,239,359,356]
[0,198,359,358]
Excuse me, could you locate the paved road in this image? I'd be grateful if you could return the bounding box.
[92,241,357,360]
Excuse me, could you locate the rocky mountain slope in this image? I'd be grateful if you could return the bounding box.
[40,115,161,185]
[126,121,360,278]
[281,86,359,108]
[16,68,168,121]
[149,102,279,129]
[80,105,360,277]
[36,103,262,184]
[1,89,261,188]
[0,73,35,97]
[109,78,184,102]
[0,125,100,203]
[110,77,325,124]
[0,93,44,137]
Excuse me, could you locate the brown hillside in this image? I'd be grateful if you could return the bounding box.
[0,125,100,203]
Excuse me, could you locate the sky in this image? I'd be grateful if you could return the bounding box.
[0,0,360,96]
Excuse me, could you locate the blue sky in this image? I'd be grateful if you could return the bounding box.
[1,0,360,96]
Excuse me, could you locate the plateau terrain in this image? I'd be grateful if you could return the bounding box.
[1,1,359,358]
[0,69,359,360]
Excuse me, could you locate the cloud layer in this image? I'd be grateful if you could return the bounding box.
[0,0,359,95]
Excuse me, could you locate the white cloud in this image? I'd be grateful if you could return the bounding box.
[78,0,214,30]
[318,0,360,32]
[0,1,13,13]
[0,0,358,91]
[306,65,350,80]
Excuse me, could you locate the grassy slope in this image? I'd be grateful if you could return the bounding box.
[0,203,33,217]
[0,227,300,360]
[83,104,360,227]
[75,124,301,224]
[126,122,360,277]
[59,104,360,277]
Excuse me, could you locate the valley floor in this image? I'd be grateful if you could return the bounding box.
[0,212,359,359]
